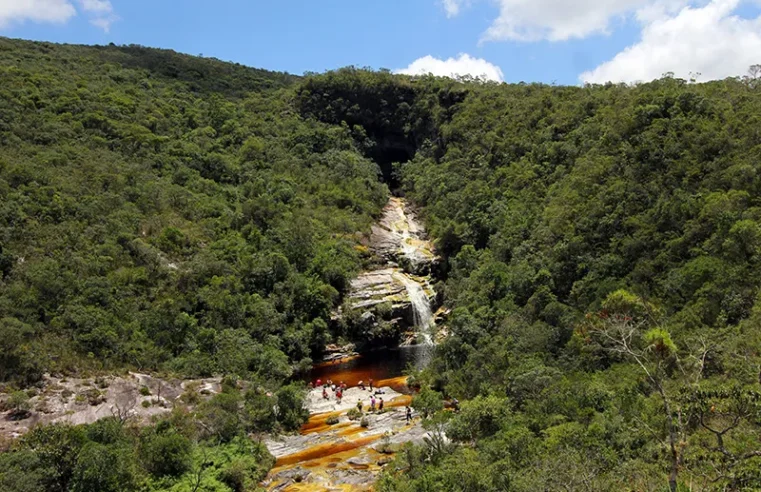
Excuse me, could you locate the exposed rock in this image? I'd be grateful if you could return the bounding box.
[321,343,359,363]
[339,198,439,335]
[370,197,436,275]
[263,385,429,491]
[0,373,221,439]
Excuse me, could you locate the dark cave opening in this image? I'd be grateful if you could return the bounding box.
[366,138,416,190]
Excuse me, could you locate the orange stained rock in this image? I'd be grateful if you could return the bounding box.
[374,375,409,389]
[274,434,382,468]
[278,482,371,492]
[386,394,413,408]
[301,410,344,434]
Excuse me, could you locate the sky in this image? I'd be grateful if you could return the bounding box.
[1,0,760,85]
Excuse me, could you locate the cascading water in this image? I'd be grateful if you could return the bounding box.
[394,272,434,345]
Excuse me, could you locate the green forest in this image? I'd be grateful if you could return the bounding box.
[2,36,761,490]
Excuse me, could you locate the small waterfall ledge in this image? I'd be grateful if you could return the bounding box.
[394,271,434,345]
[340,197,440,348]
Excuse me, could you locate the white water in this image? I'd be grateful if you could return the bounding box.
[394,272,434,345]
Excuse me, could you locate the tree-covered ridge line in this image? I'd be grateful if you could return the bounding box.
[0,37,299,98]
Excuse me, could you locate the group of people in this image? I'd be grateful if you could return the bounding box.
[312,378,347,403]
[357,394,384,413]
[309,376,417,424]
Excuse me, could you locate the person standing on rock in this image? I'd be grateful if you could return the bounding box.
[357,399,363,413]
[369,379,374,391]
[379,398,384,412]
[370,395,376,412]
[406,406,412,423]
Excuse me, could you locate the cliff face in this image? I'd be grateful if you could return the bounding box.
[339,198,439,346]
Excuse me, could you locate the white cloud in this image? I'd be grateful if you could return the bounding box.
[441,0,467,18]
[78,0,117,32]
[0,0,117,31]
[483,0,651,42]
[79,0,111,14]
[0,0,76,28]
[439,0,690,42]
[395,53,504,82]
[581,0,761,83]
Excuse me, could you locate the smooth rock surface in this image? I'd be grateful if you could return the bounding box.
[263,386,428,491]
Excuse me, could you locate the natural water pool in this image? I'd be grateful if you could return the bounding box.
[300,344,433,393]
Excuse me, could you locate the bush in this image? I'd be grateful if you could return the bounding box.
[411,388,443,419]
[70,442,137,492]
[346,407,362,421]
[139,386,151,396]
[83,389,105,406]
[360,417,369,428]
[274,383,309,431]
[140,430,193,478]
[326,415,339,425]
[7,391,31,418]
[217,456,264,492]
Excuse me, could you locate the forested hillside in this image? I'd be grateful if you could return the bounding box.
[2,36,761,491]
[0,38,388,386]
[370,72,761,490]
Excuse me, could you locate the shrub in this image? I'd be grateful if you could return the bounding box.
[347,407,361,421]
[83,389,105,406]
[326,415,339,425]
[7,391,31,418]
[139,386,151,396]
[411,388,443,419]
[360,417,369,428]
[140,430,193,478]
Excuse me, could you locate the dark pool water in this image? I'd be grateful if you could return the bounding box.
[301,344,433,392]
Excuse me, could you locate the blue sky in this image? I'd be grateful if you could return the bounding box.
[1,0,761,85]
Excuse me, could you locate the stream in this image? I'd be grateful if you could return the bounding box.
[263,197,439,491]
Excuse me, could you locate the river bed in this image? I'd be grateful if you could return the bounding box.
[262,197,439,491]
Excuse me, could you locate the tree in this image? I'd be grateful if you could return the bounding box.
[70,442,137,492]
[242,388,278,434]
[447,395,510,444]
[21,424,87,492]
[411,388,443,419]
[274,383,309,431]
[585,290,684,492]
[139,429,193,478]
[683,386,761,489]
[7,391,31,419]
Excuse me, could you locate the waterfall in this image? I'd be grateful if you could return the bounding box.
[395,272,434,345]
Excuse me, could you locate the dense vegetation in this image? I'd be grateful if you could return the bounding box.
[0,38,385,491]
[0,37,388,387]
[2,36,761,490]
[369,70,761,490]
[0,378,301,492]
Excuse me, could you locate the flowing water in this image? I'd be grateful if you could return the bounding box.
[394,272,434,345]
[264,198,439,491]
